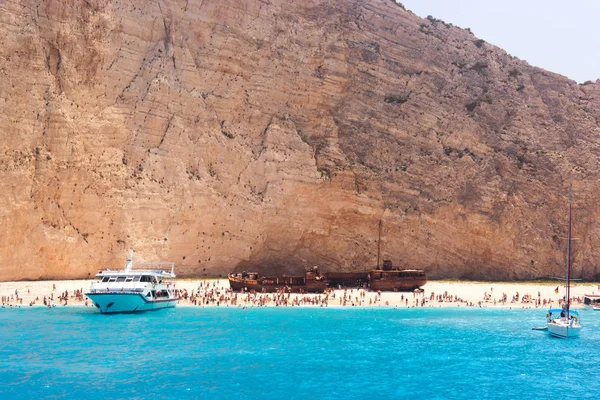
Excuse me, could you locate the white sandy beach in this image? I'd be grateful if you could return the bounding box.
[2,278,599,309]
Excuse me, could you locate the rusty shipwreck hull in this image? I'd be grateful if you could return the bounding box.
[323,272,369,288]
[368,269,428,291]
[228,269,328,293]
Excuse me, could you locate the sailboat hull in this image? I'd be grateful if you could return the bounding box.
[547,321,581,338]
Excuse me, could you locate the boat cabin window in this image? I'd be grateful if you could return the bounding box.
[101,277,110,282]
[108,277,117,282]
[125,277,133,282]
[116,276,126,282]
[140,276,152,282]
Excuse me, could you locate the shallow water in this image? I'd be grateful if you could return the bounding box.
[1,306,598,399]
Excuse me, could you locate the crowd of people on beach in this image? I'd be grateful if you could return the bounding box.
[173,286,413,307]
[0,280,588,310]
[1,284,89,309]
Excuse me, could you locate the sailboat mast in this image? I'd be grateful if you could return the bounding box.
[566,185,573,316]
[377,219,382,269]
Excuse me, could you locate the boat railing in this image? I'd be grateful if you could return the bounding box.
[89,278,175,292]
[96,268,176,278]
[133,261,175,276]
[88,287,146,294]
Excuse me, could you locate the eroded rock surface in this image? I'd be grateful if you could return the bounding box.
[1,0,600,280]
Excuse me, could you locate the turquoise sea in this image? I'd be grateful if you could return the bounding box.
[1,306,599,399]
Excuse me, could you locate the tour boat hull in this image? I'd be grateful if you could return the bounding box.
[86,292,179,314]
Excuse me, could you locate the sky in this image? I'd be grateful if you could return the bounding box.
[399,0,600,83]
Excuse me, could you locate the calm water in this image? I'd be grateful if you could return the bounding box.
[1,306,599,399]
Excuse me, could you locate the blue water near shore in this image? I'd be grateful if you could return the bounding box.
[1,306,599,399]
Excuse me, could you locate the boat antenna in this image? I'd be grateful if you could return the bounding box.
[377,219,382,269]
[565,185,573,318]
[125,248,134,272]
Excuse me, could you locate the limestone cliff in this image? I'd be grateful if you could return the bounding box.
[1,0,600,281]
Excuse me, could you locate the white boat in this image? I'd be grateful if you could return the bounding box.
[546,186,581,338]
[86,250,179,314]
[547,308,581,338]
[584,294,600,311]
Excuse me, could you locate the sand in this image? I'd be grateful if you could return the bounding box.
[2,278,599,309]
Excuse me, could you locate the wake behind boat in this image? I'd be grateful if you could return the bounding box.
[86,250,179,314]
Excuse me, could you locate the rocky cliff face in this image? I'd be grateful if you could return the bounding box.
[1,0,600,281]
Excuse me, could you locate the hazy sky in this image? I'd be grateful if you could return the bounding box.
[399,0,600,83]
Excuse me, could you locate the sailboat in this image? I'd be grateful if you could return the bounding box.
[546,185,581,338]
